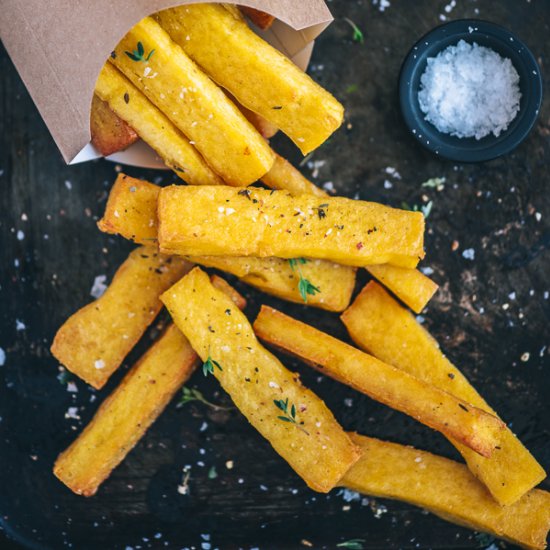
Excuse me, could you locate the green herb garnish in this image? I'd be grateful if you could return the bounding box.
[179,386,232,410]
[274,398,309,435]
[345,83,359,94]
[337,540,366,550]
[288,258,320,302]
[344,18,364,44]
[124,41,155,62]
[401,201,433,219]
[202,355,223,377]
[421,177,446,189]
[421,200,433,218]
[57,370,73,385]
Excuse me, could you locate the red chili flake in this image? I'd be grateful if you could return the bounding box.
[356,242,364,250]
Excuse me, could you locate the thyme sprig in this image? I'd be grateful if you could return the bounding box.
[344,18,364,44]
[274,398,309,435]
[179,387,232,411]
[125,41,155,62]
[337,540,366,550]
[202,355,223,377]
[288,258,320,303]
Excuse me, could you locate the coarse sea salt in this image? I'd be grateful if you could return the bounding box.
[418,40,521,139]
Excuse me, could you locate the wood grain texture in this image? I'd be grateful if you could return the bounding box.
[1,1,549,549]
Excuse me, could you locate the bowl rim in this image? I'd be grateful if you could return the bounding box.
[398,18,543,163]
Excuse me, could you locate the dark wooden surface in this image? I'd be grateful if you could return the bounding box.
[1,1,549,549]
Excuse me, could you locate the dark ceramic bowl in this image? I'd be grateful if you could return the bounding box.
[399,19,543,162]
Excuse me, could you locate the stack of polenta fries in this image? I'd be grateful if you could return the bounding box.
[51,5,549,549]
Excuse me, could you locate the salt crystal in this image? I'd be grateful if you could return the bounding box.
[462,248,475,260]
[418,40,521,139]
[0,348,5,366]
[90,275,107,299]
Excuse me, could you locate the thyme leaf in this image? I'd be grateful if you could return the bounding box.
[288,258,320,302]
[124,41,155,62]
[298,278,321,302]
[344,18,364,44]
[202,355,223,377]
[273,398,309,435]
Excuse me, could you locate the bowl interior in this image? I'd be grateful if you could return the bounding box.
[400,20,542,161]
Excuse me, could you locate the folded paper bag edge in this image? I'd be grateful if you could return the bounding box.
[0,0,333,164]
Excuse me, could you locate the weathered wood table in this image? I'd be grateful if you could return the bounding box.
[1,1,548,548]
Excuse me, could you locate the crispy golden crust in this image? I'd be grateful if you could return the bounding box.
[90,95,138,156]
[98,175,357,311]
[161,267,361,492]
[54,324,197,496]
[53,275,245,497]
[341,282,546,504]
[158,185,425,268]
[343,434,550,550]
[254,306,505,458]
[155,4,342,154]
[110,17,274,186]
[95,63,223,186]
[51,246,192,389]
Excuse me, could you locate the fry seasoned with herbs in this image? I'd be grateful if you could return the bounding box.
[161,267,361,492]
[98,175,356,311]
[343,433,550,550]
[51,247,191,389]
[158,185,425,268]
[110,16,274,185]
[155,4,343,154]
[90,95,138,156]
[341,282,546,505]
[254,306,505,457]
[54,277,245,496]
[95,63,223,186]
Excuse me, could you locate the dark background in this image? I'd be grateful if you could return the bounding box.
[1,1,549,549]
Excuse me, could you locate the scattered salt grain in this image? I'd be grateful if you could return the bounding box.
[16,319,26,331]
[90,275,108,299]
[384,166,401,179]
[94,359,105,370]
[16,230,24,241]
[373,0,391,12]
[65,407,80,420]
[0,348,5,366]
[322,181,335,193]
[462,248,475,260]
[520,352,530,362]
[418,40,521,139]
[67,382,78,393]
[64,180,72,190]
